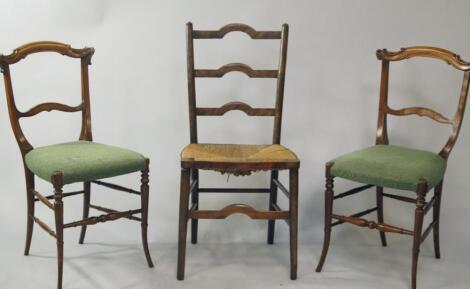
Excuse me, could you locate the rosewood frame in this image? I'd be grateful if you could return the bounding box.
[0,41,154,289]
[315,46,470,289]
[178,23,299,280]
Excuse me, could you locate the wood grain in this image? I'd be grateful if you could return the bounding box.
[0,41,94,65]
[1,41,153,289]
[63,209,142,228]
[188,203,289,219]
[19,102,83,118]
[384,106,452,125]
[377,46,470,71]
[196,101,275,116]
[193,23,282,39]
[331,214,414,235]
[180,23,296,280]
[195,63,278,78]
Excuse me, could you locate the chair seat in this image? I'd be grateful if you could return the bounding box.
[331,145,447,191]
[25,141,146,185]
[181,143,299,173]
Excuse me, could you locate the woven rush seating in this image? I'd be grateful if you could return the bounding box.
[181,144,299,174]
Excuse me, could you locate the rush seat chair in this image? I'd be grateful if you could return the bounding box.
[177,23,300,280]
[315,46,470,289]
[0,41,154,289]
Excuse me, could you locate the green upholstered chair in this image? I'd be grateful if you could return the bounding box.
[315,46,470,289]
[0,42,154,289]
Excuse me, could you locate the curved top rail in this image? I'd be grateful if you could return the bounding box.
[191,22,284,39]
[0,41,95,65]
[376,46,470,71]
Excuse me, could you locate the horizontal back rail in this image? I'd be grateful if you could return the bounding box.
[193,23,282,39]
[194,63,278,78]
[0,41,94,65]
[19,102,84,118]
[196,101,275,116]
[384,106,453,125]
[377,46,470,71]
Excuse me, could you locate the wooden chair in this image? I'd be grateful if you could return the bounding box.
[0,41,154,289]
[315,46,470,289]
[177,23,300,280]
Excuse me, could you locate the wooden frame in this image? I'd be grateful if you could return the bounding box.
[0,41,154,289]
[178,23,299,280]
[316,46,470,289]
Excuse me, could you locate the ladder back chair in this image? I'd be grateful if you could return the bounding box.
[0,41,154,289]
[315,46,470,289]
[178,23,300,280]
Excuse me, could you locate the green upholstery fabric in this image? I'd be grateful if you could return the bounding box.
[331,145,447,191]
[25,141,146,185]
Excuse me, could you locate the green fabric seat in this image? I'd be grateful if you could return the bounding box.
[331,145,447,191]
[25,141,146,185]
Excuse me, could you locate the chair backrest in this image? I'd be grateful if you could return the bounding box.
[0,41,94,157]
[186,22,289,144]
[375,46,470,159]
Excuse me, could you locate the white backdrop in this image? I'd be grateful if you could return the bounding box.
[1,1,470,288]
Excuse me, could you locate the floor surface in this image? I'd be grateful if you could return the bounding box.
[1,228,469,289]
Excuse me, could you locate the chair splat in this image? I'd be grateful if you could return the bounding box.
[19,102,84,118]
[192,23,282,39]
[196,101,275,116]
[195,63,278,78]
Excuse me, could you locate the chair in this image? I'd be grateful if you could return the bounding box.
[0,41,154,289]
[177,23,300,280]
[315,46,470,289]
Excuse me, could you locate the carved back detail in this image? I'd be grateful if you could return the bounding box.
[192,23,282,39]
[0,41,95,156]
[377,46,470,71]
[375,46,470,158]
[186,22,289,144]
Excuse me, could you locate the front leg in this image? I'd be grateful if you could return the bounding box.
[289,168,299,280]
[52,172,64,289]
[411,180,427,289]
[140,159,154,267]
[316,162,334,272]
[177,168,191,280]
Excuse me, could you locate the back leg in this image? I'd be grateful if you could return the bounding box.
[433,181,443,259]
[24,169,35,256]
[267,170,279,244]
[177,168,191,280]
[78,182,91,244]
[376,186,387,246]
[191,169,199,244]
